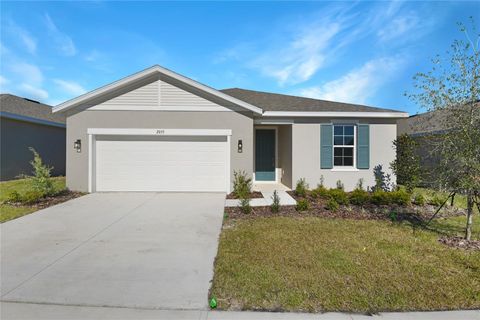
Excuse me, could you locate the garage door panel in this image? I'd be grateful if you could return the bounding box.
[95,136,227,192]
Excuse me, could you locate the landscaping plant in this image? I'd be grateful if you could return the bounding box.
[373,164,393,192]
[29,148,55,197]
[413,193,426,206]
[356,178,365,190]
[239,197,251,214]
[295,199,309,212]
[326,198,339,212]
[349,188,370,206]
[295,178,309,197]
[311,185,329,199]
[270,190,280,213]
[233,170,252,198]
[327,188,349,205]
[336,180,344,190]
[390,134,421,193]
[408,18,480,239]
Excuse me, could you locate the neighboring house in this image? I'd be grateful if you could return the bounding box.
[53,65,408,193]
[397,109,452,186]
[0,94,66,181]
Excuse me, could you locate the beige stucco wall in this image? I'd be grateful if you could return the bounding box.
[291,119,397,191]
[66,110,254,192]
[278,125,293,188]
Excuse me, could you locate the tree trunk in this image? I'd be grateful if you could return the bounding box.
[465,193,474,240]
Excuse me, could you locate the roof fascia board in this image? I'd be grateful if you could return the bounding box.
[53,65,263,114]
[261,111,409,118]
[0,111,65,128]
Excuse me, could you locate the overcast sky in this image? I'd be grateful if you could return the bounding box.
[1,1,479,114]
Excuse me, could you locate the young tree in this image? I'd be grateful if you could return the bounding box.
[390,134,421,193]
[408,18,480,240]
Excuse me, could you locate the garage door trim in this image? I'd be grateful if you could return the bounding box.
[87,128,232,193]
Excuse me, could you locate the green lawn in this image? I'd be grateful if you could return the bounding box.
[413,187,478,212]
[0,177,66,223]
[211,216,480,313]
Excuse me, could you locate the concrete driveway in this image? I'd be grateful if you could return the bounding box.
[1,192,225,310]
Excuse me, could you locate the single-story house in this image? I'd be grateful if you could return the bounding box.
[397,108,456,187]
[1,94,66,181]
[53,65,408,193]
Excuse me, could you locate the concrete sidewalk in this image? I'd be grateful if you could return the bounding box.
[1,302,479,320]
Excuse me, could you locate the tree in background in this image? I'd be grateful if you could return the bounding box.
[408,18,480,240]
[391,134,421,193]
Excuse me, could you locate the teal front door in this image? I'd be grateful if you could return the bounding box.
[255,129,276,181]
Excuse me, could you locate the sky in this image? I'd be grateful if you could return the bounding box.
[0,1,479,114]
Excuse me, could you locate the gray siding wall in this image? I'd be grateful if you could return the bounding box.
[66,111,253,192]
[291,119,397,191]
[278,125,292,188]
[1,118,66,180]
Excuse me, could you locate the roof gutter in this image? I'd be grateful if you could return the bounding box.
[0,111,66,128]
[261,111,409,118]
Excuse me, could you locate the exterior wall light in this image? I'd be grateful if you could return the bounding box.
[74,139,81,153]
[238,139,243,153]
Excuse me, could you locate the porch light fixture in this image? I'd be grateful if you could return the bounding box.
[74,139,81,153]
[238,139,243,153]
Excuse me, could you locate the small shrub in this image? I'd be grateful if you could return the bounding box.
[328,188,349,205]
[21,190,44,205]
[326,198,339,212]
[271,190,280,213]
[6,190,22,203]
[349,188,370,206]
[413,193,426,206]
[296,199,309,211]
[233,170,252,198]
[318,175,325,187]
[390,189,411,206]
[371,190,391,205]
[239,197,251,214]
[429,194,448,207]
[311,185,329,199]
[356,178,365,191]
[373,164,393,192]
[336,180,344,190]
[29,148,54,196]
[389,210,398,222]
[295,178,309,197]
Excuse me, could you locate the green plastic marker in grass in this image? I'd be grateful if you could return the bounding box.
[209,297,217,309]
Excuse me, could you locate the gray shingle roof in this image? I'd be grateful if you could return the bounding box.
[0,94,65,124]
[220,88,405,113]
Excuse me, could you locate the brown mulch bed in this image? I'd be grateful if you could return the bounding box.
[286,191,466,220]
[225,201,400,221]
[226,192,467,222]
[6,190,85,209]
[439,236,480,250]
[226,191,263,199]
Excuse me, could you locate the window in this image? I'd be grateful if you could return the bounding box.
[333,125,355,166]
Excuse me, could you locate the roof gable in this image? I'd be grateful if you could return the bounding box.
[53,65,263,114]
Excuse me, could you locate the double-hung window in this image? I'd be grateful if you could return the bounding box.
[333,125,355,167]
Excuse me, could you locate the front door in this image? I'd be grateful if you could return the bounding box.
[255,129,276,181]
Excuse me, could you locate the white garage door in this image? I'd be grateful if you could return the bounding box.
[94,135,228,192]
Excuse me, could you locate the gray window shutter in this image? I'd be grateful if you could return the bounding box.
[357,124,370,169]
[320,124,333,169]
